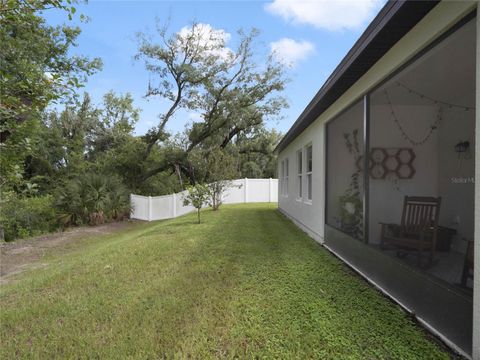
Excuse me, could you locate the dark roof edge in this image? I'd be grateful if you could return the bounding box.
[275,0,439,153]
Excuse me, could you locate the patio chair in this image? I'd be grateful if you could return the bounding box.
[461,240,474,288]
[380,196,441,268]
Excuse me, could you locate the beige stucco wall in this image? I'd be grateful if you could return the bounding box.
[278,1,478,357]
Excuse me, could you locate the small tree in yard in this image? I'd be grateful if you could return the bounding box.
[183,184,209,223]
[208,181,233,211]
[207,178,242,211]
[188,148,240,211]
[207,149,240,211]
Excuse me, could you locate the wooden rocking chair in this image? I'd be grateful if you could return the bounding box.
[380,196,441,268]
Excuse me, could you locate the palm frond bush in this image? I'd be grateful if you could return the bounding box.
[55,173,131,226]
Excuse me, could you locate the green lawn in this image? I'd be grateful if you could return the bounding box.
[0,203,449,359]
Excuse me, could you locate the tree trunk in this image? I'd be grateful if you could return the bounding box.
[175,164,184,190]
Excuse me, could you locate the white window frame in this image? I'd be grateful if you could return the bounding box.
[280,160,284,196]
[305,144,313,203]
[296,149,303,200]
[283,158,289,197]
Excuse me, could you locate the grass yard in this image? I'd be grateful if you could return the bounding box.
[0,203,450,359]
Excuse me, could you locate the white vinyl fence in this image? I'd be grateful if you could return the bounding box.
[131,178,278,221]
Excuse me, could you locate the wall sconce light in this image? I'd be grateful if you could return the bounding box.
[454,141,469,153]
[454,140,471,160]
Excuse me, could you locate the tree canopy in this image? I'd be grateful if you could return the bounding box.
[0,4,286,241]
[0,0,102,189]
[135,22,287,183]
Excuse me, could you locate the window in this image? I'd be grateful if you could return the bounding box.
[305,145,313,201]
[297,150,303,199]
[280,158,289,197]
[284,158,289,196]
[280,160,284,195]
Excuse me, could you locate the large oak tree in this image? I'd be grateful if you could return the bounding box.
[135,22,287,184]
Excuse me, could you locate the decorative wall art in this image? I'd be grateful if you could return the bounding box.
[356,148,416,180]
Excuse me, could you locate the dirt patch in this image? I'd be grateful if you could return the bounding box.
[0,221,137,285]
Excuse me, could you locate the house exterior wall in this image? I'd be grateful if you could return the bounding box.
[278,120,326,243]
[278,1,478,357]
[279,0,476,238]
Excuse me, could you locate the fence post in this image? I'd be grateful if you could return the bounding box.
[244,178,248,203]
[172,193,176,218]
[130,194,133,219]
[269,178,273,202]
[148,196,152,221]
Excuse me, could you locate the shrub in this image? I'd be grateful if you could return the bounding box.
[55,173,131,227]
[182,184,209,223]
[0,193,57,241]
[206,180,242,211]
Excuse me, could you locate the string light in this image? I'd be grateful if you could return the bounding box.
[384,89,442,146]
[395,82,475,111]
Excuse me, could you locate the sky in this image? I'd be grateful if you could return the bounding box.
[44,0,386,136]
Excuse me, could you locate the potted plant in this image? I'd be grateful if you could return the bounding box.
[339,129,363,239]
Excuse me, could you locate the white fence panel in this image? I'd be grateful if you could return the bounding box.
[270,179,278,202]
[247,179,270,202]
[151,195,174,220]
[131,178,278,221]
[222,179,246,204]
[130,195,149,221]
